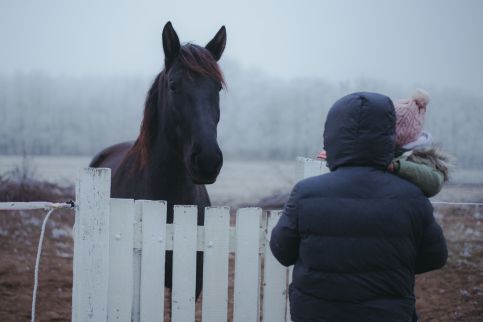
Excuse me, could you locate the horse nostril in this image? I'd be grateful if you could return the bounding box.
[190,149,222,176]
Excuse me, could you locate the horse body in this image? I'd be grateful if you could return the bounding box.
[89,22,226,297]
[89,142,133,175]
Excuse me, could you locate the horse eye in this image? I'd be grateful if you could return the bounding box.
[218,84,223,92]
[169,82,176,91]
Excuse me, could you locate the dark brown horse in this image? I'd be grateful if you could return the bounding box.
[89,22,226,297]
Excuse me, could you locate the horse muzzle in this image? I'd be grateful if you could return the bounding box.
[188,147,223,184]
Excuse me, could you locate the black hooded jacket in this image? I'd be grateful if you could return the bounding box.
[270,92,447,322]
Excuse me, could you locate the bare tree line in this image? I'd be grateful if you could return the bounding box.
[0,62,482,167]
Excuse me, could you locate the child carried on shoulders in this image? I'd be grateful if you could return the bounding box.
[318,89,452,198]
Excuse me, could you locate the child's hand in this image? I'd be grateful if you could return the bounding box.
[317,150,327,160]
[387,160,400,173]
[387,162,395,172]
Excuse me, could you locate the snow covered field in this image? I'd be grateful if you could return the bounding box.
[1,155,482,205]
[0,156,297,205]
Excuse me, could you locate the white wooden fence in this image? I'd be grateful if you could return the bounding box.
[72,158,328,322]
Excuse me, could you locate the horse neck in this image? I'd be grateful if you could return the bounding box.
[144,101,191,187]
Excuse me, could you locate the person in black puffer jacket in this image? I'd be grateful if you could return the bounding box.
[270,92,448,322]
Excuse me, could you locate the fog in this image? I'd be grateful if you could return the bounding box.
[0,1,482,167]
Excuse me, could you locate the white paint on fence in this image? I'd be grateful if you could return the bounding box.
[263,211,287,322]
[233,207,262,322]
[172,205,198,322]
[140,200,167,322]
[72,168,111,322]
[132,201,143,322]
[202,206,230,322]
[108,198,134,322]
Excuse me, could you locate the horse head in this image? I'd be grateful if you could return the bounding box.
[159,22,226,184]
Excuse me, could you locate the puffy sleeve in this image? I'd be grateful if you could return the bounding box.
[415,200,448,274]
[269,184,301,267]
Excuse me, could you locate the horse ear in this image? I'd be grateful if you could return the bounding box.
[205,26,226,61]
[162,21,181,69]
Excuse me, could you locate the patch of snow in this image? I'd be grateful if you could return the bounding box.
[51,227,70,239]
[0,227,8,236]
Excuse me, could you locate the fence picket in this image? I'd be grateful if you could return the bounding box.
[233,207,262,322]
[72,168,111,322]
[140,200,167,322]
[263,211,287,322]
[108,199,135,322]
[202,207,230,322]
[295,157,327,179]
[171,205,198,322]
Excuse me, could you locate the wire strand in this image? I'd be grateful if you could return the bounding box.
[31,208,55,322]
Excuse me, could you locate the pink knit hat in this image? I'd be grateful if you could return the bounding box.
[394,89,430,146]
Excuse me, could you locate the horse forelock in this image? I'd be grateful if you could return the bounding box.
[178,44,225,88]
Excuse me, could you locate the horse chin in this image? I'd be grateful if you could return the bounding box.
[192,177,216,185]
[189,169,219,185]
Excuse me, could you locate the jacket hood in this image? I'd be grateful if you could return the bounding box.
[323,92,396,171]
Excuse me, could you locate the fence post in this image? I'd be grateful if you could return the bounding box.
[295,157,327,180]
[72,168,111,322]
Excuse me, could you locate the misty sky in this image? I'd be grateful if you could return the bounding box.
[1,0,482,96]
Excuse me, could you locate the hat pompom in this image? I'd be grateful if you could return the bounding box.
[411,89,430,110]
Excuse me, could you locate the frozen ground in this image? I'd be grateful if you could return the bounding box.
[0,156,297,205]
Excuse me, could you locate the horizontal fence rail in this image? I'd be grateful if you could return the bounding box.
[0,201,74,211]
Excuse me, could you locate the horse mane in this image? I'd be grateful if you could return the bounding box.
[128,44,225,169]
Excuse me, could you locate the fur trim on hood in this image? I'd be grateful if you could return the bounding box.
[407,145,453,182]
